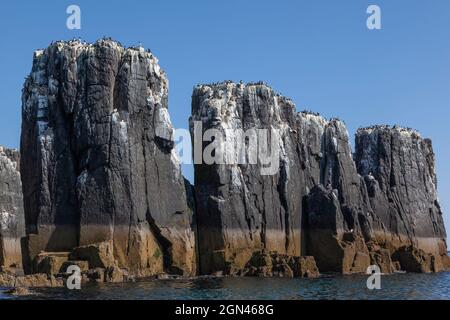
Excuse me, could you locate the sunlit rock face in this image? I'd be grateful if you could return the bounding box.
[189,81,371,275]
[355,126,449,270]
[0,147,25,269]
[190,81,311,275]
[17,39,448,278]
[20,39,196,276]
[190,81,449,275]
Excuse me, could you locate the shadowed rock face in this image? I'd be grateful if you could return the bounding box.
[20,39,196,276]
[304,119,375,273]
[0,147,25,269]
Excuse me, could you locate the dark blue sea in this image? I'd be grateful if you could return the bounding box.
[1,271,449,300]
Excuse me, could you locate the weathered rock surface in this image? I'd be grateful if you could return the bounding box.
[0,147,25,269]
[79,266,134,284]
[60,260,89,273]
[241,251,319,278]
[305,186,373,274]
[355,126,449,271]
[0,272,15,287]
[302,116,375,274]
[0,272,63,288]
[191,80,448,275]
[191,81,311,274]
[33,251,70,275]
[190,81,373,274]
[69,241,115,269]
[9,41,449,279]
[20,39,196,276]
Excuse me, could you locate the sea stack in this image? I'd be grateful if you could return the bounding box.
[11,40,450,279]
[189,81,376,275]
[20,39,196,276]
[191,80,449,275]
[355,126,450,271]
[190,81,309,275]
[0,147,25,270]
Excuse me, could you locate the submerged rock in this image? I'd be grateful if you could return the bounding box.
[20,39,196,277]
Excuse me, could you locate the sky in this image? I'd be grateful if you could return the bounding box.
[0,0,449,232]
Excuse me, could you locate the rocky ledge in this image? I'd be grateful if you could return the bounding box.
[0,40,449,290]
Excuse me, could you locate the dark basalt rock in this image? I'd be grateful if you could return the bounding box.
[355,126,448,271]
[0,147,25,269]
[9,41,449,278]
[304,118,375,273]
[189,82,373,275]
[20,39,196,276]
[191,81,449,275]
[190,82,313,274]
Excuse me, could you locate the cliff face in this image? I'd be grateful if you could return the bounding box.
[13,40,448,277]
[355,126,449,270]
[190,82,308,274]
[303,119,375,273]
[20,39,196,276]
[191,81,449,275]
[190,82,375,274]
[0,147,25,269]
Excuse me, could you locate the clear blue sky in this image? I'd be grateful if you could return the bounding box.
[0,0,449,233]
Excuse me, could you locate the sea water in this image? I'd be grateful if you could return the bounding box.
[1,271,449,300]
